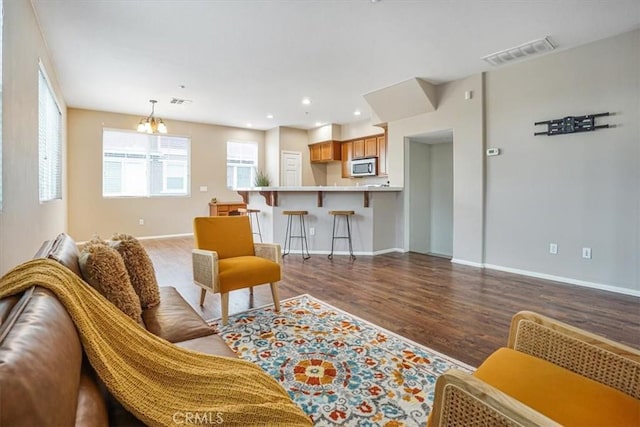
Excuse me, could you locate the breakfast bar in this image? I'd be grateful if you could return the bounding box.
[234,186,404,256]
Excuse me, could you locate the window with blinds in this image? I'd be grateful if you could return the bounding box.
[38,66,62,203]
[102,129,190,197]
[227,141,258,189]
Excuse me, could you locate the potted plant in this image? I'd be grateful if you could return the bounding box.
[254,169,271,187]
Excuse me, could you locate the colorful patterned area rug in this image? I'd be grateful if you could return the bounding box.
[210,294,474,426]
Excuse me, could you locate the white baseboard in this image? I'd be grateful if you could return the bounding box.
[136,233,194,240]
[451,258,640,298]
[483,263,640,298]
[282,248,405,256]
[450,258,485,268]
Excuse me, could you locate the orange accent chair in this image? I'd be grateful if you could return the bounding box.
[192,216,281,324]
[429,311,640,426]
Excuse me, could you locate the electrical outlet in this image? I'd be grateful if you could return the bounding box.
[309,227,315,236]
[139,218,145,226]
[549,243,558,254]
[582,247,592,259]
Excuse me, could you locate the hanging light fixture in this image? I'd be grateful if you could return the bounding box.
[136,99,168,134]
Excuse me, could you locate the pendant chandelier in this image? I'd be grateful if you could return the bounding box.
[137,99,167,134]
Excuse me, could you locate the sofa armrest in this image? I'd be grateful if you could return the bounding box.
[508,311,640,399]
[254,243,281,264]
[430,369,560,427]
[192,249,220,294]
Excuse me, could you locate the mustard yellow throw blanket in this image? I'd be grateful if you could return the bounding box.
[0,259,311,427]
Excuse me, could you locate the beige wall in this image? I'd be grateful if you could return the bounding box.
[0,0,67,275]
[265,127,280,186]
[278,127,315,185]
[484,29,639,292]
[340,120,383,140]
[67,109,264,241]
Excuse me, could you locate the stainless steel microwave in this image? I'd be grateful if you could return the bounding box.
[351,158,377,177]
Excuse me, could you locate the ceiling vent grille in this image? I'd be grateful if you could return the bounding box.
[170,97,193,105]
[482,37,555,66]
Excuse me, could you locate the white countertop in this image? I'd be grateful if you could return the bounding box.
[235,186,403,192]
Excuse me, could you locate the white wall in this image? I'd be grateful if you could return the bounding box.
[407,140,453,256]
[391,73,485,264]
[408,141,430,253]
[428,142,453,256]
[0,0,67,275]
[484,29,640,292]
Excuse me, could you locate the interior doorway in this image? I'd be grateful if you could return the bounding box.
[281,151,302,187]
[407,130,454,257]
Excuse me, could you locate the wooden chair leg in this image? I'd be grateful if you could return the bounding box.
[221,292,229,325]
[270,283,280,313]
[250,286,254,296]
[199,288,207,306]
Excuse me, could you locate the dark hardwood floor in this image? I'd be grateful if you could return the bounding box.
[142,236,640,367]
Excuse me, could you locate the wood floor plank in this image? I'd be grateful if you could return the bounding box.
[142,236,640,367]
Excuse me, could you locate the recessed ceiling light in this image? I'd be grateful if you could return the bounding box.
[266,114,274,119]
[354,110,361,116]
[301,97,312,105]
[246,123,253,128]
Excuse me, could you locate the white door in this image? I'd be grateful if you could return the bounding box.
[281,151,302,186]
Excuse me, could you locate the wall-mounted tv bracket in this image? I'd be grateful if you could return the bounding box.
[534,112,609,136]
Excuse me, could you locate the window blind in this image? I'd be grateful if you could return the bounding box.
[103,129,190,197]
[38,67,62,203]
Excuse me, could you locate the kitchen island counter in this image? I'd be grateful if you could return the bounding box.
[232,186,404,256]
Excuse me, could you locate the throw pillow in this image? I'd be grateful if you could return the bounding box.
[79,241,143,322]
[111,234,161,309]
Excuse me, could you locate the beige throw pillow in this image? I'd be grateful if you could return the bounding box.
[111,234,161,309]
[79,241,143,322]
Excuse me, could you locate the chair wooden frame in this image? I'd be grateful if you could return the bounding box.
[192,242,281,324]
[429,311,640,426]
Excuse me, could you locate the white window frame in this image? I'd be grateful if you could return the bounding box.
[226,141,258,189]
[38,62,63,203]
[102,129,191,198]
[162,160,188,194]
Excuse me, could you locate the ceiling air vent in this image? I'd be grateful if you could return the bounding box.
[170,97,193,105]
[482,37,555,66]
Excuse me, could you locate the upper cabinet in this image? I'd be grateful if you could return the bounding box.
[352,136,379,160]
[341,141,353,178]
[339,133,387,177]
[309,141,342,163]
[377,135,388,177]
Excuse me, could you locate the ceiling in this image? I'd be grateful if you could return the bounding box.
[32,1,640,131]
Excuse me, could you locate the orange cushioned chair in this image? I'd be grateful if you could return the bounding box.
[429,311,640,427]
[192,216,281,325]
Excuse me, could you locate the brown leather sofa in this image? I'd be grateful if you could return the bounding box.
[0,233,236,426]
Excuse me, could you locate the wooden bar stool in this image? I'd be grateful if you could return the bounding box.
[282,210,310,260]
[238,208,263,242]
[328,210,356,261]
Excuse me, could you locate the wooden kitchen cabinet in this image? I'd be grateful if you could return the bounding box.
[209,201,247,216]
[309,141,341,163]
[377,135,388,177]
[364,137,378,158]
[352,139,365,159]
[341,141,353,178]
[310,144,322,162]
[352,136,380,159]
